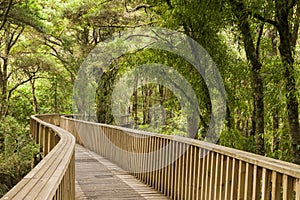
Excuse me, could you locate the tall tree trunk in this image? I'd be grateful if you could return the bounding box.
[0,25,24,118]
[142,84,147,125]
[96,66,118,124]
[230,1,265,155]
[158,85,166,124]
[147,85,152,124]
[226,105,233,129]
[275,0,300,164]
[53,77,58,113]
[132,74,138,127]
[30,79,38,114]
[253,68,265,155]
[0,57,8,118]
[0,30,10,118]
[142,84,151,125]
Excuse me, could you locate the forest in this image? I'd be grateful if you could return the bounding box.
[1,0,300,196]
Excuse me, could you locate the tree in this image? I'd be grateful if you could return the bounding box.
[0,0,44,118]
[228,0,265,155]
[236,0,300,164]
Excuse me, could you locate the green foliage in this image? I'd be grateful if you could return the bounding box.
[0,116,39,197]
[220,127,256,153]
[8,0,45,31]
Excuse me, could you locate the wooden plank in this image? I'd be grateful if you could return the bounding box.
[173,141,179,199]
[200,149,207,200]
[214,153,221,200]
[237,160,246,200]
[183,145,190,200]
[188,145,194,200]
[195,148,203,200]
[157,137,162,192]
[230,158,238,200]
[218,154,226,200]
[224,156,232,200]
[271,171,281,200]
[204,151,211,200]
[161,138,166,195]
[189,146,199,199]
[296,178,300,200]
[170,140,176,199]
[252,165,262,200]
[283,175,293,200]
[244,163,252,200]
[146,136,151,186]
[177,142,183,199]
[209,152,216,200]
[261,168,271,200]
[75,145,168,200]
[180,143,186,200]
[149,136,154,187]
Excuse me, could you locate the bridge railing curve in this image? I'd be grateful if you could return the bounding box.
[61,115,300,200]
[1,114,75,200]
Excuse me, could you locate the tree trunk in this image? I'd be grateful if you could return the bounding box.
[158,85,166,124]
[142,84,152,124]
[0,59,8,118]
[132,74,138,127]
[275,0,300,164]
[0,28,10,117]
[142,85,147,125]
[147,85,152,124]
[30,79,38,114]
[96,66,118,124]
[253,70,265,155]
[0,26,24,118]
[231,1,265,155]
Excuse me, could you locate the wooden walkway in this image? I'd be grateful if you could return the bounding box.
[75,145,168,199]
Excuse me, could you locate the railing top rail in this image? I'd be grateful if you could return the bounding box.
[63,116,300,178]
[1,115,75,200]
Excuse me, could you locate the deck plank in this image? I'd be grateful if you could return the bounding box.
[75,145,168,200]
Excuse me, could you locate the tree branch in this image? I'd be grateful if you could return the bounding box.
[251,12,278,28]
[95,23,154,29]
[256,23,264,58]
[7,76,40,101]
[9,26,24,49]
[229,0,278,27]
[124,0,154,13]
[0,0,13,31]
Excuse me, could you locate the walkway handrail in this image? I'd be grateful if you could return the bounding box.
[1,114,75,200]
[61,115,300,200]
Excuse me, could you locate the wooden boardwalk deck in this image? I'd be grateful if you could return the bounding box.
[75,145,168,200]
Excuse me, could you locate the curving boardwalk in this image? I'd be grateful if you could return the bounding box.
[75,145,168,200]
[4,115,300,200]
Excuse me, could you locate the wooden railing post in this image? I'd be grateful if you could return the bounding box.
[58,115,300,200]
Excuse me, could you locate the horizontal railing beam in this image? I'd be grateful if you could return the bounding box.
[61,115,300,200]
[1,114,75,200]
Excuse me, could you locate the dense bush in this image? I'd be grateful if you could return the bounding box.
[0,116,39,197]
